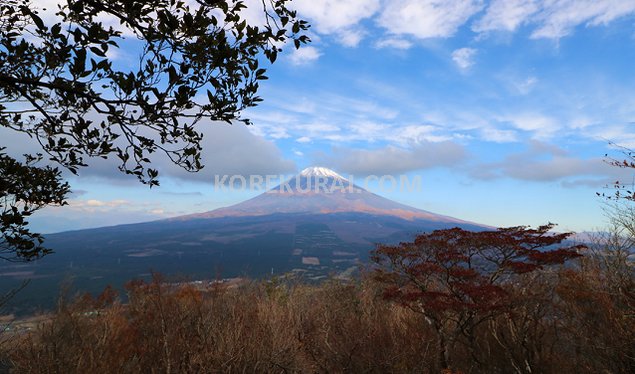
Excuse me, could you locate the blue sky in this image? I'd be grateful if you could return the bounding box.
[15,0,635,233]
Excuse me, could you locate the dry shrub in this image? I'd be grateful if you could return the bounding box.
[6,275,435,373]
[4,263,634,373]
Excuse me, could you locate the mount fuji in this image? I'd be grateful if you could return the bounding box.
[1,167,485,313]
[182,167,471,223]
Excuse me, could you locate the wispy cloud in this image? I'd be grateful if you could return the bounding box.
[469,141,624,183]
[514,76,538,95]
[473,0,635,39]
[503,113,560,140]
[452,47,477,69]
[378,0,485,39]
[289,46,322,65]
[472,0,539,33]
[530,0,635,39]
[292,0,380,46]
[5,120,298,185]
[29,198,176,233]
[480,128,519,143]
[315,141,467,175]
[73,199,130,210]
[288,0,635,47]
[338,28,366,47]
[375,37,413,49]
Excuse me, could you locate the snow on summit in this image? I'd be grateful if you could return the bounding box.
[299,167,344,179]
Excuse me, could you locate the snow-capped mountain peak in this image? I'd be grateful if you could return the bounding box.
[177,165,476,224]
[299,166,344,179]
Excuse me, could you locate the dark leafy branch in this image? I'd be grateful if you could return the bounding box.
[0,0,309,260]
[1,0,309,184]
[0,149,70,261]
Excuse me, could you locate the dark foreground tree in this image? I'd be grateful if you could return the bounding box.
[0,149,69,261]
[371,224,583,371]
[0,0,309,260]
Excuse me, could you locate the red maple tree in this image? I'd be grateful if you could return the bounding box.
[371,224,583,371]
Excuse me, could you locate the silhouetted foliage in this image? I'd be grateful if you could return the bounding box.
[0,149,69,261]
[0,0,308,259]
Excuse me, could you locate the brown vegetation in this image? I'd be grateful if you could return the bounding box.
[1,234,633,374]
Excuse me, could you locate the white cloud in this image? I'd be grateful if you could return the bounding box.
[531,0,635,39]
[257,115,454,145]
[378,0,484,39]
[291,0,635,44]
[514,76,538,95]
[289,0,381,47]
[85,199,105,207]
[265,127,291,139]
[67,199,131,212]
[163,122,296,181]
[469,141,626,183]
[507,114,559,134]
[479,156,610,181]
[305,123,341,134]
[316,142,467,175]
[249,79,635,151]
[0,119,296,184]
[248,90,469,146]
[585,124,635,148]
[390,125,452,144]
[30,198,173,232]
[338,28,366,47]
[237,0,268,27]
[292,0,380,33]
[452,47,477,69]
[289,46,322,65]
[473,0,539,32]
[474,0,635,39]
[481,128,519,143]
[375,37,413,49]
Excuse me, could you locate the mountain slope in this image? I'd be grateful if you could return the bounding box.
[178,167,472,223]
[0,167,487,314]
